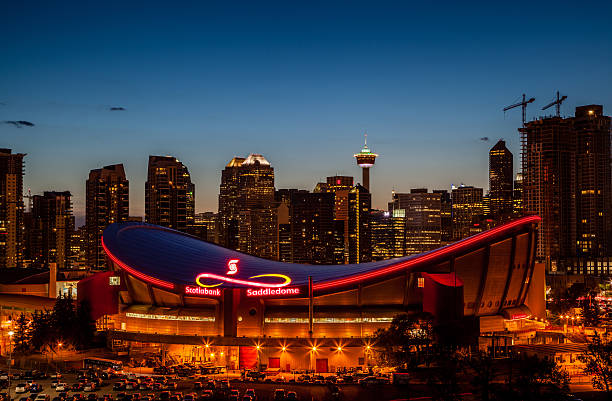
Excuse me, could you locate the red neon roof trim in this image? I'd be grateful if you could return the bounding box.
[313,215,540,291]
[101,235,175,290]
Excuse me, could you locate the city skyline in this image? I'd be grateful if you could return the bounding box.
[2,2,612,218]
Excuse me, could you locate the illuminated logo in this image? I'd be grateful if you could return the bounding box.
[196,273,292,288]
[227,259,239,275]
[185,286,221,297]
[246,287,300,297]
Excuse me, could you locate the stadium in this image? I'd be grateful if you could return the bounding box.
[78,215,545,372]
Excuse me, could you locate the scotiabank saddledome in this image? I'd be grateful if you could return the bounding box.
[80,215,545,371]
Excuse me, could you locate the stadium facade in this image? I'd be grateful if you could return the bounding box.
[78,215,545,372]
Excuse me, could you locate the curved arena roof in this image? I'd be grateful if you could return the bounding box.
[102,215,540,295]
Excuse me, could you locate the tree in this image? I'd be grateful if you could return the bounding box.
[427,348,462,401]
[579,332,612,394]
[13,313,31,353]
[502,355,569,401]
[51,293,76,347]
[373,313,434,369]
[73,299,96,349]
[581,291,602,327]
[463,351,497,401]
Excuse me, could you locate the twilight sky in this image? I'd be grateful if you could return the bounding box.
[2,1,611,222]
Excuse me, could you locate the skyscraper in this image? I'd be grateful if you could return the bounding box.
[290,191,335,264]
[218,154,277,259]
[0,149,25,268]
[389,189,442,255]
[145,155,195,231]
[489,140,514,222]
[348,184,371,263]
[370,210,406,260]
[218,157,246,249]
[522,116,576,270]
[522,105,612,274]
[451,186,484,240]
[574,105,611,261]
[86,164,129,269]
[325,176,353,263]
[353,136,378,192]
[30,191,73,269]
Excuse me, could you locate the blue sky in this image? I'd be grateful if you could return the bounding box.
[2,1,611,221]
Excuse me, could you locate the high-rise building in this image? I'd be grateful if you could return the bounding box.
[324,176,353,264]
[451,186,484,240]
[513,173,523,216]
[86,164,129,269]
[188,212,219,244]
[30,191,73,269]
[0,148,25,268]
[218,157,246,249]
[574,105,611,261]
[290,191,335,264]
[521,116,576,270]
[353,136,378,192]
[218,154,277,259]
[370,209,406,260]
[389,189,442,255]
[277,200,291,263]
[433,189,453,245]
[348,184,371,263]
[145,155,195,231]
[489,139,514,222]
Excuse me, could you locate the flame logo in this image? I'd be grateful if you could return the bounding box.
[227,259,239,275]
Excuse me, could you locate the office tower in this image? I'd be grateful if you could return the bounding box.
[290,191,335,264]
[353,136,378,192]
[489,139,514,222]
[513,173,523,216]
[145,155,195,231]
[521,116,576,271]
[30,191,73,269]
[348,184,371,263]
[70,225,88,270]
[218,154,277,259]
[218,157,246,249]
[371,210,406,261]
[451,186,484,240]
[0,149,25,268]
[433,189,453,245]
[86,164,129,269]
[188,212,219,244]
[319,176,354,264]
[389,189,442,255]
[277,200,291,263]
[326,176,353,192]
[574,105,611,262]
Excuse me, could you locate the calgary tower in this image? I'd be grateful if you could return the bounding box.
[353,134,378,191]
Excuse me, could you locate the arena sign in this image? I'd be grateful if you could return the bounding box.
[183,258,302,297]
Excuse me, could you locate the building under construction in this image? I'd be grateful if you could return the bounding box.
[521,105,611,274]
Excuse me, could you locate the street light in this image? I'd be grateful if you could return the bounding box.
[8,330,14,401]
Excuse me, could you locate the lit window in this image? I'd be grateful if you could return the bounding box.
[418,277,425,288]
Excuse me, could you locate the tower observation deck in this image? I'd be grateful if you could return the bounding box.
[353,134,378,191]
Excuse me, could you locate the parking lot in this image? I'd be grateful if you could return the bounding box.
[0,369,408,401]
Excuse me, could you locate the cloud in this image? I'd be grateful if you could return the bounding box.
[109,106,126,111]
[479,137,489,142]
[3,120,35,128]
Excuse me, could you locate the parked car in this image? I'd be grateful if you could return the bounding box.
[34,394,50,401]
[286,392,298,401]
[56,383,67,392]
[273,389,285,401]
[244,389,256,401]
[16,384,28,394]
[83,383,96,392]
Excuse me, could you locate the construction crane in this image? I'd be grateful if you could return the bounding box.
[541,91,567,117]
[503,94,535,126]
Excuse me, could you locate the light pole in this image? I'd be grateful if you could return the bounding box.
[8,330,14,401]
